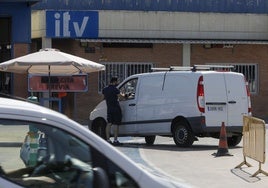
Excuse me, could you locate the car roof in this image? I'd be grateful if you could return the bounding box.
[0,97,43,111]
[0,97,69,121]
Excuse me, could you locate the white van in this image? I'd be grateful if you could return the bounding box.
[89,65,251,147]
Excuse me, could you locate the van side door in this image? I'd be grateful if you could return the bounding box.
[136,74,166,134]
[118,78,138,134]
[203,73,228,127]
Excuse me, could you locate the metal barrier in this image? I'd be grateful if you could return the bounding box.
[235,116,268,177]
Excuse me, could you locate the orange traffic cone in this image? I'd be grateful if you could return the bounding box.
[213,122,233,157]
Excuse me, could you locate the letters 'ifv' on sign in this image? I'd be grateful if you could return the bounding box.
[46,11,99,38]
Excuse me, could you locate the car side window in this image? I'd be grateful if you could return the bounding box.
[0,119,138,188]
[119,78,138,100]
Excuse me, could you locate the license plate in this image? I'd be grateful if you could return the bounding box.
[207,106,223,111]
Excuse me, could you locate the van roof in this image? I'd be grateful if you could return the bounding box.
[127,69,242,80]
[151,65,234,72]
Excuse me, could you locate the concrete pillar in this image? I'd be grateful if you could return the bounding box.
[41,37,52,108]
[42,37,52,49]
[182,43,191,66]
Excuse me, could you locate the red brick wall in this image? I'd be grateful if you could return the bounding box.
[192,44,268,119]
[13,43,29,98]
[52,40,182,123]
[51,40,268,123]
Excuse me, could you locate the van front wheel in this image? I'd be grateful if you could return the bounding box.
[173,122,194,147]
[145,136,156,145]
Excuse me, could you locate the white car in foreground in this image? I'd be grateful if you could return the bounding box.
[0,97,185,188]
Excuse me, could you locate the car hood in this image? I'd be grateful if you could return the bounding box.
[137,163,191,188]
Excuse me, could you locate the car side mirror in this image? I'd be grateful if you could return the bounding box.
[93,167,109,188]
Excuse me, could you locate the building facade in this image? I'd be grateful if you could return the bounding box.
[21,0,268,123]
[0,1,38,98]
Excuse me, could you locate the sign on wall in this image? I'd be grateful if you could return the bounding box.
[46,10,98,38]
[28,74,88,92]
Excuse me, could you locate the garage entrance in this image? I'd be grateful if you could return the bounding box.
[0,17,12,94]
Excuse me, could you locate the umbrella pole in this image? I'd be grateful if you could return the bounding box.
[48,65,51,108]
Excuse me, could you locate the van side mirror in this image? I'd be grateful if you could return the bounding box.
[93,167,109,188]
[124,93,129,99]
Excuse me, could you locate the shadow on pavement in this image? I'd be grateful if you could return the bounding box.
[0,142,22,147]
[116,142,242,152]
[231,168,260,183]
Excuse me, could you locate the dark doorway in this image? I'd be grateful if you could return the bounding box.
[0,17,12,94]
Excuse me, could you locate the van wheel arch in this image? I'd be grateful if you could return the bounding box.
[91,118,107,140]
[171,117,194,147]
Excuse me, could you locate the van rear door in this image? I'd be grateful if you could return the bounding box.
[203,72,248,127]
[203,73,227,127]
[224,73,248,126]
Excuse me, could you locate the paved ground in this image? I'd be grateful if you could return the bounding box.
[119,136,268,188]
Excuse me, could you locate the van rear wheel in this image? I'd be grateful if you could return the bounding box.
[227,135,242,147]
[92,119,106,140]
[173,122,194,147]
[145,136,156,145]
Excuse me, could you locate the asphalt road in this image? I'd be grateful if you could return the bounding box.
[117,135,268,188]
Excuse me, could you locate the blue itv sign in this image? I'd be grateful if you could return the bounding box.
[46,11,98,38]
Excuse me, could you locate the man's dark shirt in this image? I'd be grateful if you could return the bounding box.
[102,84,120,108]
[102,84,122,124]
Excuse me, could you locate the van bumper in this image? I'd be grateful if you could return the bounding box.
[188,116,243,134]
[188,116,206,134]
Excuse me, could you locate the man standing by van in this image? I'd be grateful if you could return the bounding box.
[102,77,122,145]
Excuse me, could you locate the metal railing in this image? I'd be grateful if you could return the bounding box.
[235,116,268,177]
[151,65,234,72]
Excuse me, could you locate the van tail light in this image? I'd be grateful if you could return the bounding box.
[197,76,205,113]
[245,78,252,113]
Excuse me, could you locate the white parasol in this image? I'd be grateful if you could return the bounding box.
[0,48,105,74]
[0,48,105,104]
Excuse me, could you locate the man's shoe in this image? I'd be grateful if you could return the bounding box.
[107,139,112,144]
[113,140,122,146]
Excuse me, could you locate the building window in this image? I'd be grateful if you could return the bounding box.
[234,64,258,94]
[98,62,153,92]
[211,64,258,94]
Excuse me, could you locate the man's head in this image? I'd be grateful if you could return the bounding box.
[110,77,118,84]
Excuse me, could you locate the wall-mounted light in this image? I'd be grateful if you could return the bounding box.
[223,44,234,48]
[6,44,11,50]
[203,44,212,49]
[85,47,96,53]
[80,41,88,47]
